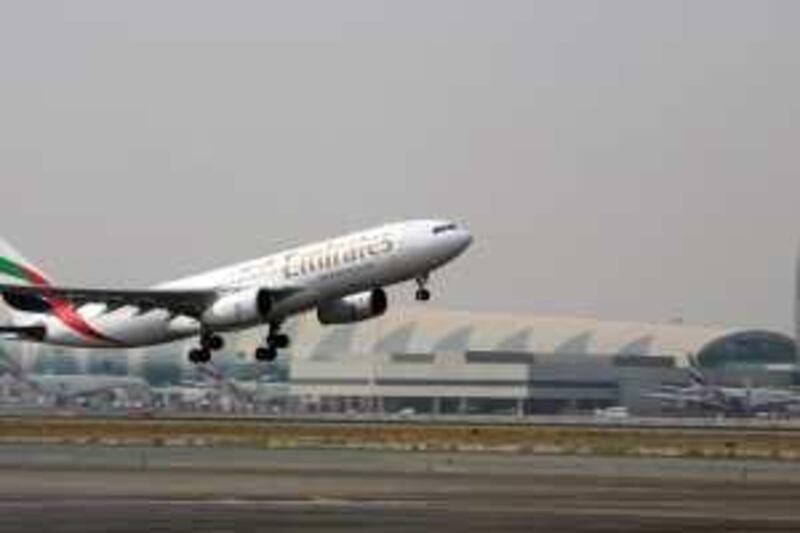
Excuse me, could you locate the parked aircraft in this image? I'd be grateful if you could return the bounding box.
[0,351,150,407]
[194,362,287,411]
[646,365,800,415]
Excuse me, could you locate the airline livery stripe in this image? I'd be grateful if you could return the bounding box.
[50,300,120,345]
[0,257,35,283]
[0,256,120,345]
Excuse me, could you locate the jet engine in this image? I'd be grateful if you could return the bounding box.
[317,288,388,325]
[202,288,273,329]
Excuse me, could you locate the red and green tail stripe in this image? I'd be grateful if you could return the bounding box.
[0,257,49,286]
[0,256,119,345]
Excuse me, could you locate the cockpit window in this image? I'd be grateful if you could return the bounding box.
[433,223,458,235]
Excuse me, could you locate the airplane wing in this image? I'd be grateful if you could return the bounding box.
[644,391,705,403]
[0,283,304,319]
[751,399,800,410]
[644,390,728,410]
[748,390,800,410]
[0,284,218,318]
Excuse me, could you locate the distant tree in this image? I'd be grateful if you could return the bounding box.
[32,350,79,375]
[141,352,182,386]
[87,352,129,376]
[212,351,244,377]
[235,354,289,382]
[0,345,13,375]
[270,357,290,382]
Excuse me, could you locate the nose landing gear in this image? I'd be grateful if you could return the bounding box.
[415,274,431,302]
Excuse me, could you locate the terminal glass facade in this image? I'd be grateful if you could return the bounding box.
[696,331,797,368]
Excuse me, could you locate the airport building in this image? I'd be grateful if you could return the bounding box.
[278,308,797,415]
[2,306,796,416]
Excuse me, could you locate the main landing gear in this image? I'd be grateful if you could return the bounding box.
[415,274,431,302]
[187,331,225,364]
[254,322,290,362]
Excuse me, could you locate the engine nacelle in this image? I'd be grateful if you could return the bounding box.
[317,288,388,325]
[202,288,272,329]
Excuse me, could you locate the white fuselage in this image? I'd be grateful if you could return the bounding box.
[32,219,472,348]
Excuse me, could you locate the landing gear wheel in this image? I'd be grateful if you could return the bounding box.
[255,346,278,362]
[269,333,290,350]
[201,333,224,351]
[415,274,431,302]
[188,348,211,364]
[415,288,431,302]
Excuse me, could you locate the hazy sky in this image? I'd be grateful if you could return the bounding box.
[0,1,799,332]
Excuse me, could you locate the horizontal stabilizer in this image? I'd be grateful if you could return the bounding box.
[0,325,46,341]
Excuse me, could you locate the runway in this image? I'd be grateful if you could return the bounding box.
[2,445,800,531]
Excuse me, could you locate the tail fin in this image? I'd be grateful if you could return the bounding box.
[0,238,53,324]
[688,366,708,386]
[686,354,708,386]
[0,344,24,380]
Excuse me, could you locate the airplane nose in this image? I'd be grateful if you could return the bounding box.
[459,230,474,250]
[424,221,473,263]
[452,229,473,255]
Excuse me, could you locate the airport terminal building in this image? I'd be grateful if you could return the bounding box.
[3,306,797,416]
[271,307,797,415]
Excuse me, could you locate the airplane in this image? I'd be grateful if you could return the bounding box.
[0,220,472,363]
[194,360,288,403]
[645,364,800,416]
[0,350,150,407]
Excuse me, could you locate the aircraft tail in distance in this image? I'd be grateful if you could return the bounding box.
[687,365,708,386]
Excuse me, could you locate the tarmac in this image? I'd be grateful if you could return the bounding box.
[1,445,800,531]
